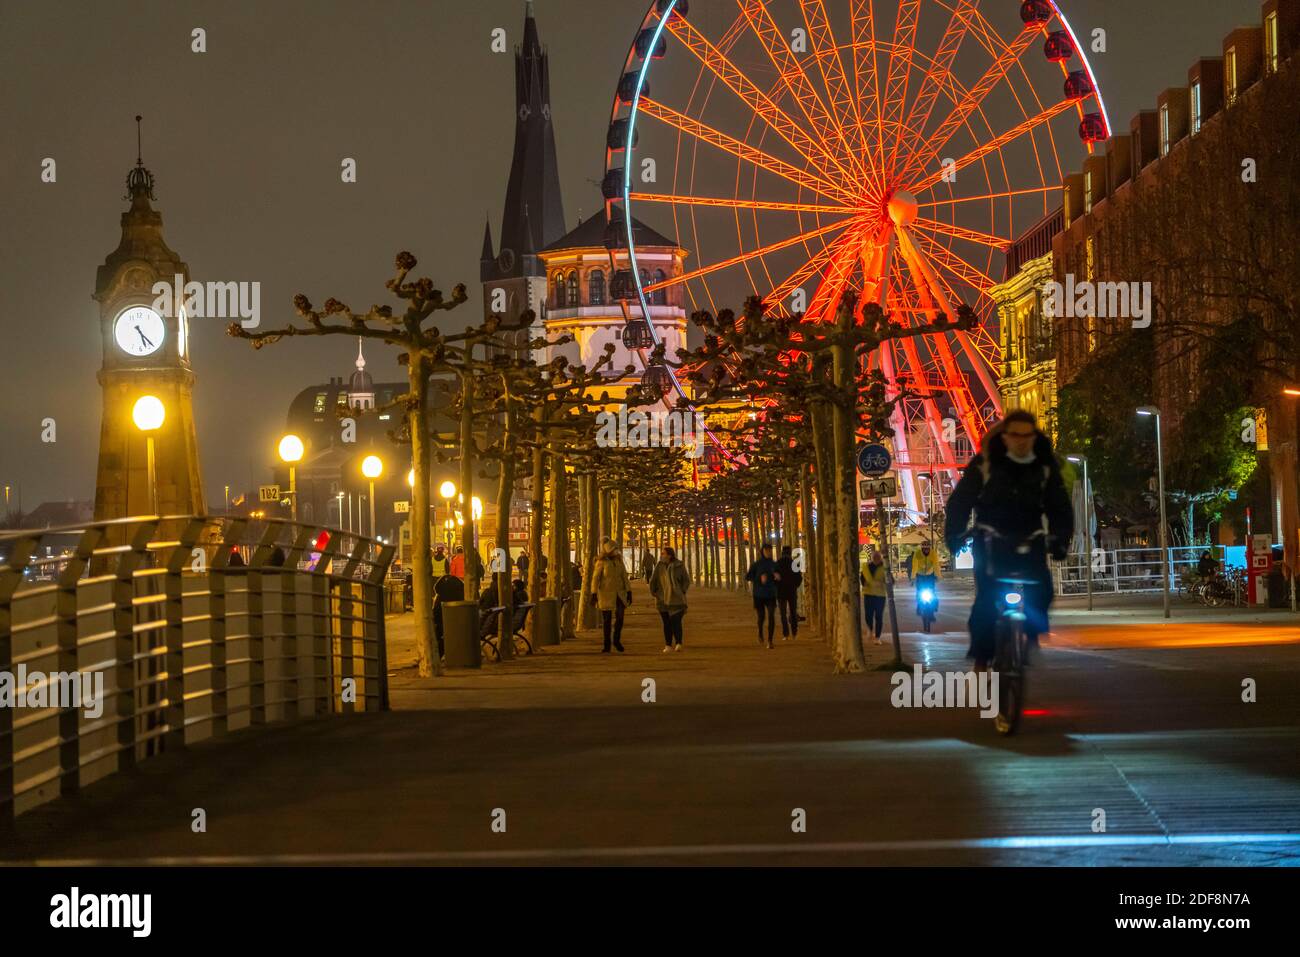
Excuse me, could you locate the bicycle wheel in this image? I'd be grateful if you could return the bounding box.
[993,618,1024,736]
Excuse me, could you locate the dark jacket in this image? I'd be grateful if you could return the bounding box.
[774,554,802,598]
[432,574,465,629]
[944,425,1073,566]
[746,556,779,601]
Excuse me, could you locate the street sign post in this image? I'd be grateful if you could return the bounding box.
[859,476,898,499]
[394,501,410,514]
[258,485,281,503]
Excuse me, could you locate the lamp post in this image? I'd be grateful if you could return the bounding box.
[336,491,345,530]
[131,395,165,516]
[278,434,305,523]
[1067,454,1095,611]
[1137,406,1171,619]
[440,481,457,549]
[361,455,383,541]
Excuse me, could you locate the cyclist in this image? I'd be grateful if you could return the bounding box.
[944,410,1073,669]
[912,541,941,617]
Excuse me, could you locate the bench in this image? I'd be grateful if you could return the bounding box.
[479,602,535,662]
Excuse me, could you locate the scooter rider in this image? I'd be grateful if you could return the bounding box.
[913,541,941,616]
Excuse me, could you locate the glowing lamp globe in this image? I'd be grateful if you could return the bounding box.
[361,455,384,480]
[439,481,457,499]
[407,469,415,488]
[132,395,166,432]
[278,434,305,464]
[471,496,483,520]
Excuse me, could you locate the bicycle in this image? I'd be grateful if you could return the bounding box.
[971,525,1051,736]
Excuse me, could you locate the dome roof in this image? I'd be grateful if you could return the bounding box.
[349,338,374,394]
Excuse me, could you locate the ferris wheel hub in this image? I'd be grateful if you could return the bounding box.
[886,189,918,228]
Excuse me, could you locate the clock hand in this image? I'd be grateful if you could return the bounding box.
[136,326,154,349]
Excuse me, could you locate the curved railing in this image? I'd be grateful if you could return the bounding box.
[0,515,394,826]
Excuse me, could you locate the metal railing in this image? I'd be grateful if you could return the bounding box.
[0,515,394,826]
[1052,546,1207,595]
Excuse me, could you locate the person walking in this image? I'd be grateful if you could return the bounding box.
[516,549,529,580]
[649,546,691,652]
[448,546,465,578]
[591,537,632,653]
[746,543,779,648]
[431,544,450,577]
[640,549,655,584]
[774,544,803,640]
[860,547,888,645]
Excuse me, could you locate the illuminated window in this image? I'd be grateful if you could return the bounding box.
[566,271,580,308]
[1190,81,1201,135]
[1159,104,1171,156]
[1063,186,1071,228]
[1266,13,1279,74]
[589,269,606,306]
[652,269,668,306]
[1225,47,1238,105]
[552,272,565,307]
[1084,171,1092,214]
[313,392,328,414]
[1086,237,1095,282]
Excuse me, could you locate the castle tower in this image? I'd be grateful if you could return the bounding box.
[480,1,567,352]
[93,119,206,524]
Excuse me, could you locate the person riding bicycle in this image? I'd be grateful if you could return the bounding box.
[1197,550,1218,579]
[944,410,1073,669]
[912,541,941,616]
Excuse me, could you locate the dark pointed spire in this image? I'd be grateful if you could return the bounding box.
[498,1,565,276]
[480,216,495,261]
[520,204,537,255]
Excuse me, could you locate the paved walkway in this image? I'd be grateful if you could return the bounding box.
[5,582,1299,865]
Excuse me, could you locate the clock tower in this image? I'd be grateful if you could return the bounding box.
[93,124,206,525]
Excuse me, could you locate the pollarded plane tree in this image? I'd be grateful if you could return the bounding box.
[674,292,977,671]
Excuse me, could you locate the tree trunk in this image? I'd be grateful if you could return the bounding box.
[527,413,546,645]
[407,353,440,677]
[831,300,866,672]
[459,372,479,600]
[494,393,516,661]
[800,464,818,637]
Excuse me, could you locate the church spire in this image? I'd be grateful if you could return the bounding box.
[498,1,565,273]
[480,216,494,262]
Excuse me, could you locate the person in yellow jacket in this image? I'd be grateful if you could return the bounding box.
[860,547,889,645]
[912,542,941,617]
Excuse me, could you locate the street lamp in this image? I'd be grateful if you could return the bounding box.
[278,434,305,523]
[361,454,383,541]
[132,395,165,516]
[1066,454,1095,611]
[1136,406,1171,619]
[440,480,457,547]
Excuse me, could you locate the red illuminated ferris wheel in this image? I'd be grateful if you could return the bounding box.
[602,0,1109,514]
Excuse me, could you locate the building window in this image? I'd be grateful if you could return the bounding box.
[566,271,580,308]
[552,272,565,308]
[1062,186,1071,228]
[313,392,328,414]
[1225,47,1238,105]
[1266,13,1279,74]
[651,269,668,306]
[1158,103,1171,156]
[1190,81,1201,136]
[1086,236,1095,282]
[1087,314,1098,353]
[1084,171,1092,214]
[589,269,606,306]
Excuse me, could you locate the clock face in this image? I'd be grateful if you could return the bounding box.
[113,306,165,358]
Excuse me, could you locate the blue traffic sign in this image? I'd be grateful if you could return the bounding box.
[856,443,891,477]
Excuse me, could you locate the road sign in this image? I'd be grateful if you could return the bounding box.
[258,485,281,503]
[860,476,898,499]
[857,443,891,477]
[394,500,410,514]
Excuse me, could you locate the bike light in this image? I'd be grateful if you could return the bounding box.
[1005,592,1023,606]
[920,589,934,602]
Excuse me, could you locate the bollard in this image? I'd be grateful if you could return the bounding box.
[443,600,481,669]
[534,597,560,647]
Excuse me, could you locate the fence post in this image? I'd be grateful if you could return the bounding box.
[114,521,157,773]
[56,526,105,795]
[335,540,368,715]
[0,535,39,830]
[366,543,395,712]
[210,520,244,738]
[164,520,205,751]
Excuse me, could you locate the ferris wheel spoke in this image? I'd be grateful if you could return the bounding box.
[897,23,1039,189]
[893,0,978,181]
[909,230,998,293]
[878,0,921,179]
[805,223,879,321]
[662,14,855,193]
[799,0,875,182]
[736,1,869,186]
[911,216,1011,250]
[850,0,887,182]
[643,218,855,296]
[638,98,856,205]
[909,97,1077,194]
[629,192,861,215]
[916,185,1058,209]
[763,222,870,309]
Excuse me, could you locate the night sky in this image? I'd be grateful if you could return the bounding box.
[0,0,1264,509]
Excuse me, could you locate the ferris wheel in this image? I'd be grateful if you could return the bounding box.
[602,0,1109,513]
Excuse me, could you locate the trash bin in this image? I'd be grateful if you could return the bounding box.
[534,597,560,647]
[442,600,481,668]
